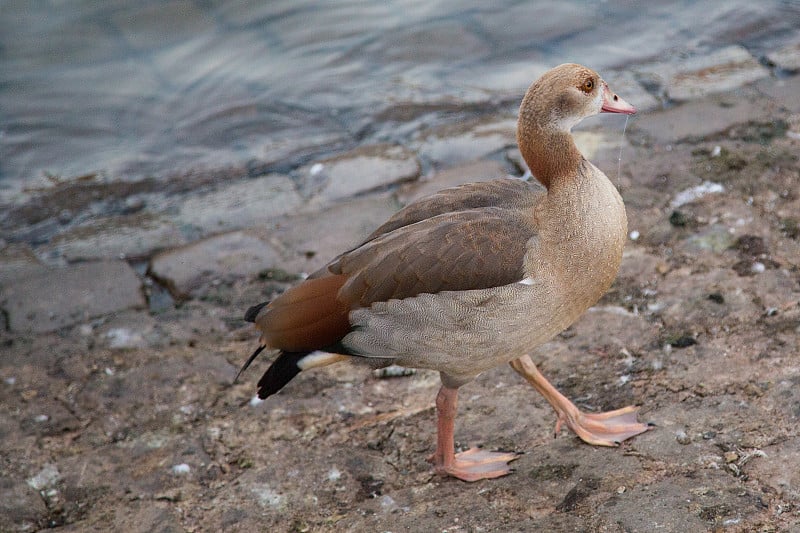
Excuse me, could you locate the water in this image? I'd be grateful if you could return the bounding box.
[1,0,798,201]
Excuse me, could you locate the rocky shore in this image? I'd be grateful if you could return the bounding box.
[2,42,800,531]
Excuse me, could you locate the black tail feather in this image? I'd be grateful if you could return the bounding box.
[257,351,309,399]
[234,344,266,384]
[244,301,268,323]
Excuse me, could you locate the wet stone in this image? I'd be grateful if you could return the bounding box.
[756,75,800,114]
[43,214,187,262]
[300,143,420,202]
[662,46,770,102]
[414,116,517,167]
[603,70,661,113]
[766,33,800,72]
[176,174,303,235]
[632,87,771,144]
[0,242,46,284]
[148,230,283,300]
[0,260,145,333]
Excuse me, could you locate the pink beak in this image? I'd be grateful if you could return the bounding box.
[600,82,636,114]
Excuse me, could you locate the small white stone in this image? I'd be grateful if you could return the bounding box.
[327,467,341,482]
[751,262,766,274]
[104,367,114,376]
[105,327,144,349]
[380,494,397,510]
[310,163,324,176]
[629,230,640,241]
[27,464,60,490]
[670,181,725,209]
[250,483,285,508]
[34,414,49,423]
[249,395,264,407]
[4,376,16,386]
[171,463,191,475]
[711,145,721,157]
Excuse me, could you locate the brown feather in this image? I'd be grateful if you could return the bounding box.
[254,179,542,352]
[366,179,542,239]
[255,274,350,351]
[332,206,534,308]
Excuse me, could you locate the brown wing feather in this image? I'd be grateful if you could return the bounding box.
[254,178,541,352]
[330,206,535,307]
[255,273,350,351]
[366,178,543,240]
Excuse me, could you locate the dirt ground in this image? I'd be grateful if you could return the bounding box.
[2,81,800,532]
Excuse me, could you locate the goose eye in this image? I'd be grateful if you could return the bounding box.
[581,79,594,92]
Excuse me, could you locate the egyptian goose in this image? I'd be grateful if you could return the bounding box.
[238,63,651,482]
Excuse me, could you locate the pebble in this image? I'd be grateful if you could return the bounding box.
[373,366,416,379]
[249,483,285,508]
[171,463,191,475]
[27,464,61,490]
[670,181,725,209]
[676,430,691,445]
[327,468,341,482]
[105,327,145,349]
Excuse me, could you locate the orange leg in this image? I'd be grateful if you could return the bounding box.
[432,385,519,482]
[510,354,652,446]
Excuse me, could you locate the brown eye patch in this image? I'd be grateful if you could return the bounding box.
[580,78,594,93]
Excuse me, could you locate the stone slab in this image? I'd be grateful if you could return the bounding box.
[0,243,47,284]
[604,70,661,113]
[176,174,303,235]
[0,260,145,333]
[414,116,517,167]
[662,45,770,102]
[631,87,772,144]
[766,32,800,72]
[756,75,800,113]
[300,143,420,202]
[43,214,187,262]
[148,230,283,299]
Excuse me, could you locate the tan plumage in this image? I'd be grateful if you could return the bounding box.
[241,63,651,482]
